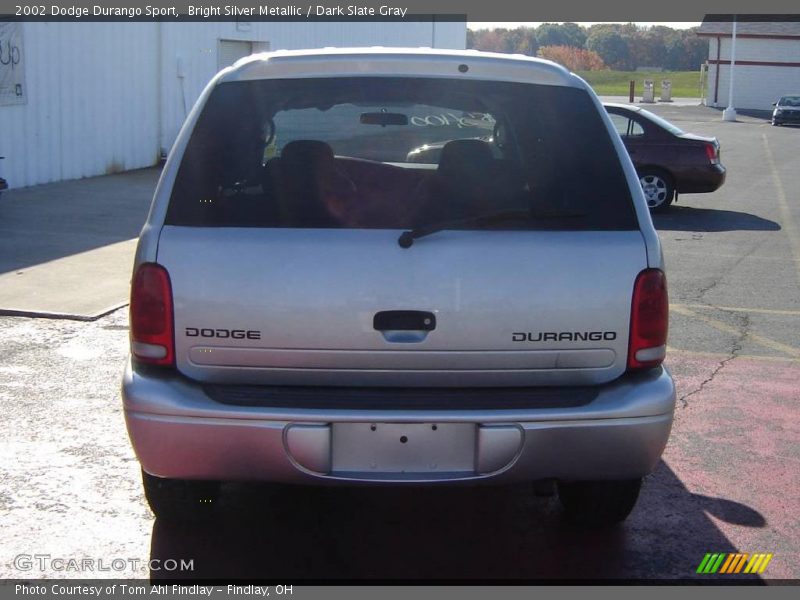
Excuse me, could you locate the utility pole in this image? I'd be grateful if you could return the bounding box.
[723,16,738,121]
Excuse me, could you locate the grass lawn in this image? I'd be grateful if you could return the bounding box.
[576,70,704,98]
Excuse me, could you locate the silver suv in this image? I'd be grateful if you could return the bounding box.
[122,48,675,525]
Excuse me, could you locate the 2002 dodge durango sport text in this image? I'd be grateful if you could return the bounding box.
[122,48,676,525]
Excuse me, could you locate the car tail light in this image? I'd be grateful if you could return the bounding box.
[704,142,720,165]
[130,263,174,367]
[628,269,668,371]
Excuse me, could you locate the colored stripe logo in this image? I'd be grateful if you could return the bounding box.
[697,553,773,574]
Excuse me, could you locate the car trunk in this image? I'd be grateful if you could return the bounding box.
[157,226,647,387]
[679,132,719,152]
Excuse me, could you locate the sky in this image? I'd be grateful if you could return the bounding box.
[468,22,701,30]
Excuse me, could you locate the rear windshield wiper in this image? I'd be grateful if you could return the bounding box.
[398,208,586,248]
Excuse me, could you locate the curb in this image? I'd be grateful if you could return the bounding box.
[0,302,129,322]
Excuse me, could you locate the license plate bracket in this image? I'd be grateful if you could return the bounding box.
[331,422,476,474]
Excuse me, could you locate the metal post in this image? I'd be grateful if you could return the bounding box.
[723,17,738,121]
[629,80,635,103]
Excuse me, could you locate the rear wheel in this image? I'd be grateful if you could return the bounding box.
[638,170,674,212]
[557,478,642,526]
[142,470,220,521]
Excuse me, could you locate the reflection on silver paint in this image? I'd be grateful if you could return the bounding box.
[188,347,616,370]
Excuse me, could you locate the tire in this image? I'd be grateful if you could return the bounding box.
[638,170,674,212]
[557,478,642,526]
[142,470,221,522]
[772,121,782,126]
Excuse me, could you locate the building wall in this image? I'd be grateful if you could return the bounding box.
[706,36,800,110]
[0,23,160,188]
[0,21,466,189]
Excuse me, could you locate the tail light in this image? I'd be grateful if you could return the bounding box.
[628,269,668,371]
[130,263,174,367]
[704,142,720,165]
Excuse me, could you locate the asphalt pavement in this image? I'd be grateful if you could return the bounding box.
[0,104,798,581]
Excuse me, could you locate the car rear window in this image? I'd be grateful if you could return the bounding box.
[637,107,685,135]
[166,77,637,230]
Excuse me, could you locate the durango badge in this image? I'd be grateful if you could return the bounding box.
[512,331,618,342]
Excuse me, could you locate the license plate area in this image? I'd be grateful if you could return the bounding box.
[331,423,476,474]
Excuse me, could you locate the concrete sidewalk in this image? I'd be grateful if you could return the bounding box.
[0,168,159,320]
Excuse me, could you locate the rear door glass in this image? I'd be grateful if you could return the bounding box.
[609,113,644,137]
[166,77,637,231]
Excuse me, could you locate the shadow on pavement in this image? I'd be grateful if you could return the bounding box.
[653,206,780,233]
[149,461,765,582]
[0,168,157,275]
[693,494,766,528]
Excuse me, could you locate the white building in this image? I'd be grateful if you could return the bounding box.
[698,20,800,111]
[0,21,466,188]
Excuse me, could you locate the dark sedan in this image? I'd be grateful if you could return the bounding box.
[604,103,726,212]
[772,95,800,126]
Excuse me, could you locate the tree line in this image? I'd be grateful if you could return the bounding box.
[468,23,708,71]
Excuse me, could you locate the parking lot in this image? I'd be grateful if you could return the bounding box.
[0,104,798,581]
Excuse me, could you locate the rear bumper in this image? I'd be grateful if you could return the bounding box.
[122,360,676,484]
[675,164,726,195]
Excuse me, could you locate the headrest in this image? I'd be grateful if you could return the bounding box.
[437,139,494,178]
[280,140,335,173]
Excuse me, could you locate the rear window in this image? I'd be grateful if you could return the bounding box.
[166,77,637,230]
[636,107,685,136]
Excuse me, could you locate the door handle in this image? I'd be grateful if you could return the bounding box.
[373,310,436,331]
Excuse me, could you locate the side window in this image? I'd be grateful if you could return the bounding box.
[628,119,645,137]
[609,113,630,137]
[609,113,644,138]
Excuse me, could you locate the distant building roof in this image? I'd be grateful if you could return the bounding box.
[697,18,800,38]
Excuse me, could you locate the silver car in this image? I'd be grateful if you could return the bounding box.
[122,48,675,525]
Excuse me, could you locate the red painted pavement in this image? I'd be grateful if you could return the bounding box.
[660,352,800,580]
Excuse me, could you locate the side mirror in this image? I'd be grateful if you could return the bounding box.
[772,102,777,106]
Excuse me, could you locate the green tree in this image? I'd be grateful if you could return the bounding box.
[559,22,587,48]
[683,30,709,70]
[628,32,667,69]
[507,27,539,55]
[536,23,585,48]
[587,30,632,70]
[665,36,688,70]
[468,26,538,56]
[469,23,703,72]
